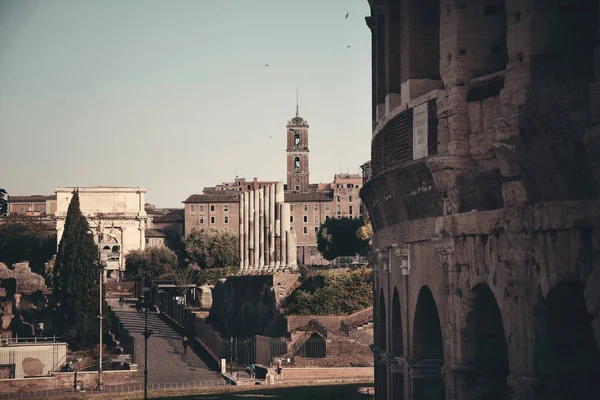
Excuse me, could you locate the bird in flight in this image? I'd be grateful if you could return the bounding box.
[264,64,269,67]
[345,12,349,19]
[347,45,351,49]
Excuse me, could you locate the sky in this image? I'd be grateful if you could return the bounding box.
[0,0,372,208]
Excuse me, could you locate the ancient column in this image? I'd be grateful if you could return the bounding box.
[286,230,295,267]
[281,201,290,268]
[259,188,265,269]
[264,186,270,268]
[239,192,244,271]
[249,190,255,269]
[269,184,276,268]
[253,189,260,269]
[274,183,284,268]
[243,191,250,271]
[289,228,297,267]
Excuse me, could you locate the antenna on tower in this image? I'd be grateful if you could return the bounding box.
[296,87,299,117]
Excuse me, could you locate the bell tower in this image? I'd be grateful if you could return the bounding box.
[286,96,310,192]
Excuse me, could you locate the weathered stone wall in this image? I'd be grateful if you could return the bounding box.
[363,1,600,399]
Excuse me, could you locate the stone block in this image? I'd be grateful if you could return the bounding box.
[437,86,469,119]
[401,79,443,105]
[492,143,520,177]
[437,117,450,155]
[467,101,483,134]
[502,181,527,207]
[385,93,402,116]
[447,114,470,156]
[481,97,501,135]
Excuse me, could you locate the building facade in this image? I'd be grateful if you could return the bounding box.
[55,187,147,280]
[7,195,57,216]
[361,1,600,400]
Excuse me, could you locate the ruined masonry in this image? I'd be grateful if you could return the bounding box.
[238,183,297,272]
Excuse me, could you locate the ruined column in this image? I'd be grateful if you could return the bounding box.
[239,192,244,271]
[253,189,260,269]
[259,188,265,269]
[248,190,255,269]
[274,183,284,268]
[243,191,249,271]
[281,201,290,268]
[286,230,295,268]
[268,184,275,268]
[289,228,297,268]
[264,186,270,269]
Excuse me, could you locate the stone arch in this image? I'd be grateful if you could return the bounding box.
[462,283,510,400]
[379,288,387,350]
[534,282,600,400]
[411,285,445,400]
[391,286,403,356]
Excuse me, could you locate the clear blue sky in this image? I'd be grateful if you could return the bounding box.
[0,0,372,208]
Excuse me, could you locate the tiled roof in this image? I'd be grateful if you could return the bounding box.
[145,229,167,238]
[183,193,240,203]
[285,191,333,203]
[8,195,56,202]
[154,209,184,222]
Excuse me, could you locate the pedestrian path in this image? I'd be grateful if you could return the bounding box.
[109,299,221,384]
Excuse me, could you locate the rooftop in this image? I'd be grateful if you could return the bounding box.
[8,195,57,202]
[183,193,240,203]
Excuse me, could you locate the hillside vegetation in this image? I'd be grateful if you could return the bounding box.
[285,267,373,315]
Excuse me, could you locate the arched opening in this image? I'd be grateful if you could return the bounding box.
[294,157,300,172]
[392,287,403,356]
[379,289,387,350]
[111,245,119,253]
[462,284,510,400]
[534,282,600,400]
[294,133,300,148]
[102,246,111,251]
[411,286,445,400]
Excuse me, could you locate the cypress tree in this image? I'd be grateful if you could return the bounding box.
[53,190,101,347]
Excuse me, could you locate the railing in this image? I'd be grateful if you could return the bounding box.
[0,335,63,345]
[330,256,369,268]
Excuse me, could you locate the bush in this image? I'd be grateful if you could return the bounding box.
[285,268,373,315]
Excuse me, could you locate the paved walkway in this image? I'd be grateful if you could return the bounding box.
[109,299,221,384]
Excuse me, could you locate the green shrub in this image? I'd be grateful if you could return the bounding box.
[285,268,373,315]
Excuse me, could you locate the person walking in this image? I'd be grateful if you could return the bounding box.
[118,295,124,308]
[249,363,256,379]
[182,336,189,355]
[275,362,283,381]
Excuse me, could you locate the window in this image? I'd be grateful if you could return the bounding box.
[199,205,204,212]
[210,205,215,212]
[200,216,204,224]
[294,133,300,147]
[210,216,215,224]
[337,196,341,202]
[40,206,45,213]
[290,226,294,231]
[337,205,341,214]
[294,156,301,171]
[337,184,343,189]
[190,205,195,215]
[290,216,294,223]
[349,196,353,202]
[303,204,308,212]
[20,207,24,212]
[303,215,308,223]
[313,204,318,211]
[303,226,308,234]
[349,206,353,215]
[355,184,360,188]
[145,238,150,245]
[295,185,300,190]
[224,216,229,224]
[325,204,330,212]
[290,204,295,212]
[314,215,319,223]
[314,226,319,233]
[223,204,229,212]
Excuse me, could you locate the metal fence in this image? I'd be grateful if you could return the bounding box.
[0,379,234,399]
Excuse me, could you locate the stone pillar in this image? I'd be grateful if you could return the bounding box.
[248,190,254,269]
[253,189,260,269]
[507,375,539,400]
[243,192,249,271]
[239,192,244,271]
[259,188,265,269]
[280,203,288,269]
[409,359,445,400]
[264,186,270,268]
[269,184,275,269]
[443,364,478,400]
[274,183,284,268]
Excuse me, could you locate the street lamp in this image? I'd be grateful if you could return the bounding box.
[141,276,154,400]
[89,214,106,391]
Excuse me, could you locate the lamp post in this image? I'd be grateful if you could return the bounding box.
[90,214,105,391]
[141,277,153,400]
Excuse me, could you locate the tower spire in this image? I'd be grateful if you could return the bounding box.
[296,87,299,117]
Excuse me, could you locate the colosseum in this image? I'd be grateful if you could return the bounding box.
[360,1,600,399]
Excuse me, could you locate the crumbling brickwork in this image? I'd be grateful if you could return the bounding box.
[362,1,600,399]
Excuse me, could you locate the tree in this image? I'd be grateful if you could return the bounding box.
[0,214,56,274]
[124,246,178,281]
[183,228,239,269]
[52,190,101,347]
[316,217,371,261]
[0,188,7,215]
